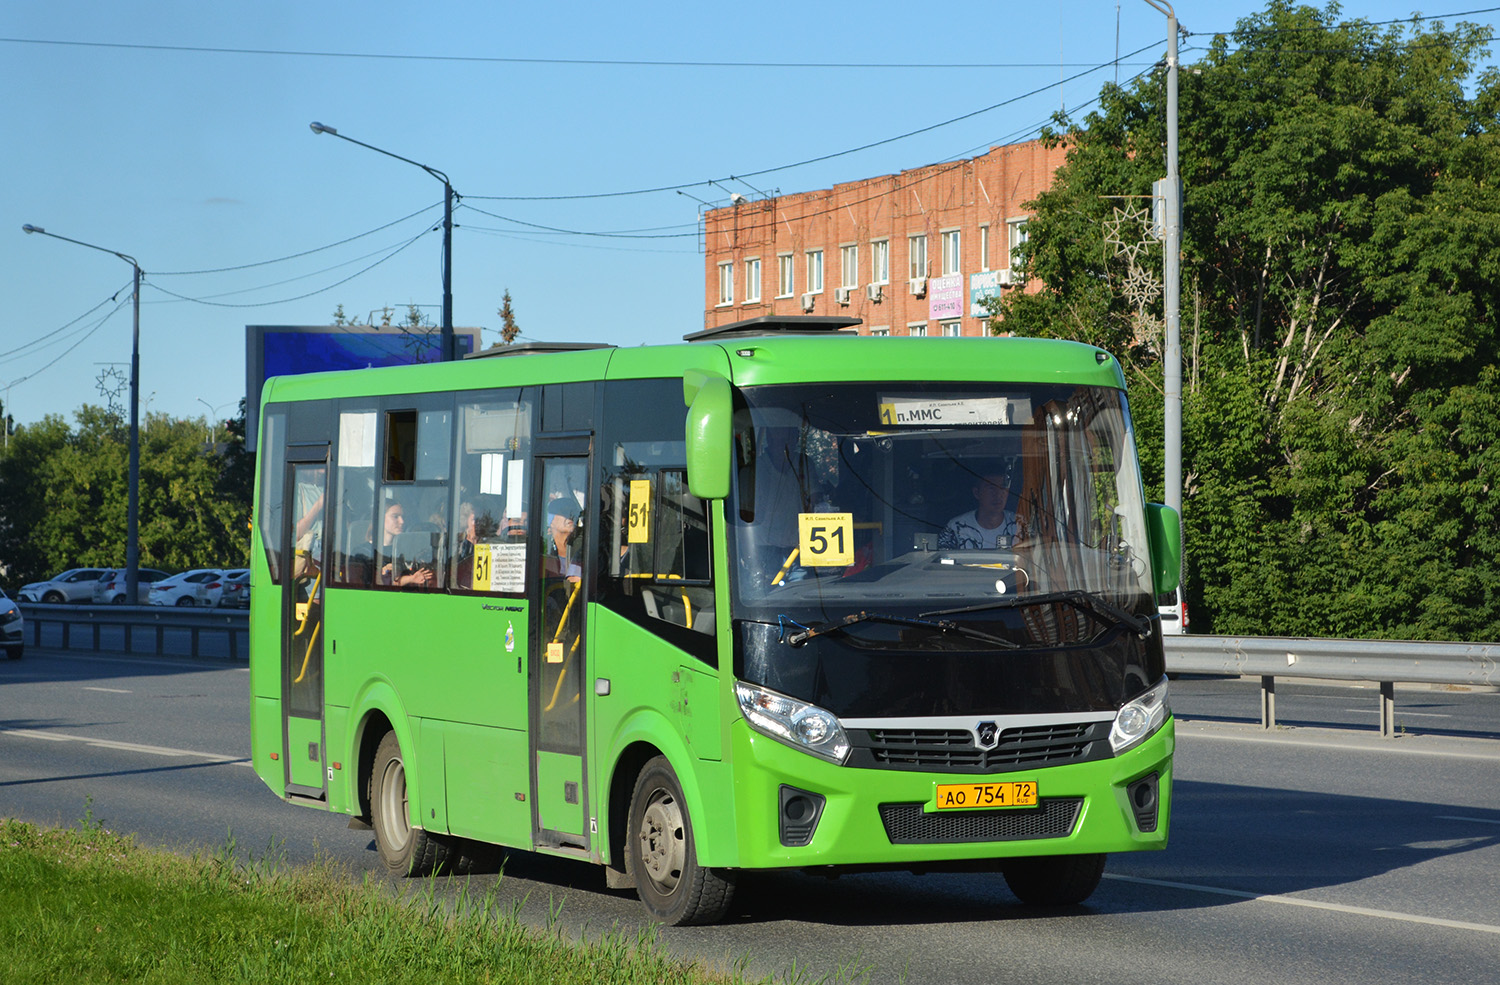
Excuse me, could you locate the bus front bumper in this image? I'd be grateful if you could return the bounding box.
[714,717,1173,871]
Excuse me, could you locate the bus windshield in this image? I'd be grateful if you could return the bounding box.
[729,381,1154,650]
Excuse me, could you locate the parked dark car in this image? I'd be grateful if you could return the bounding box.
[218,570,251,609]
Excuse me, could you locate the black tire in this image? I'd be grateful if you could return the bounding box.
[1002,853,1106,906]
[5,645,21,660]
[369,731,453,876]
[175,595,196,607]
[41,591,63,604]
[449,838,506,875]
[111,594,126,605]
[626,755,735,925]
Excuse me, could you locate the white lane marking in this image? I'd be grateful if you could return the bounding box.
[1178,728,1500,760]
[1436,815,1500,825]
[1104,873,1500,935]
[0,728,244,763]
[1345,709,1452,718]
[82,686,132,694]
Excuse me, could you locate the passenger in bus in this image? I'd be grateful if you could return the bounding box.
[545,499,582,583]
[939,464,1019,550]
[377,500,434,588]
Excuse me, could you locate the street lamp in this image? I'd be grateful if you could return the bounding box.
[197,396,233,444]
[309,122,458,362]
[23,223,144,604]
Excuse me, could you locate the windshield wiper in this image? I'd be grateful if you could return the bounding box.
[785,610,1020,648]
[920,590,1151,638]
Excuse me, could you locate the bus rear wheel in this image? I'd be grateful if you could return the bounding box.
[370,731,452,876]
[1002,853,1106,906]
[626,756,735,925]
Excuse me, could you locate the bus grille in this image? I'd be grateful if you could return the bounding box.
[850,722,1109,773]
[878,798,1083,844]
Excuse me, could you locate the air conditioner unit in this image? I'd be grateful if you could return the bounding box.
[800,292,816,312]
[834,287,852,306]
[866,283,883,303]
[909,277,927,298]
[997,269,1017,286]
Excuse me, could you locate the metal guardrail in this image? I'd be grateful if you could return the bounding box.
[18,603,248,661]
[17,606,1497,737]
[1166,635,1500,737]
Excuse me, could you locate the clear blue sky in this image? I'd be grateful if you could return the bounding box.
[3,2,1495,428]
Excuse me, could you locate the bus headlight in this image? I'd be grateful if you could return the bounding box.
[1109,677,1170,755]
[736,682,851,765]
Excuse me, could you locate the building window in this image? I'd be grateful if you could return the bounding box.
[907,322,928,337]
[869,325,890,337]
[777,253,794,298]
[941,229,961,276]
[717,262,733,306]
[908,234,927,281]
[871,239,890,284]
[1008,219,1029,268]
[979,225,991,272]
[745,258,761,303]
[806,249,824,293]
[841,244,859,289]
[940,320,961,337]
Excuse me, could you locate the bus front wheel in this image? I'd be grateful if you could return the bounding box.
[370,731,451,876]
[1002,853,1106,906]
[626,756,735,925]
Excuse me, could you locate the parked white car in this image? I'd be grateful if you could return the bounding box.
[17,568,111,604]
[148,569,226,607]
[1,588,23,659]
[93,568,173,605]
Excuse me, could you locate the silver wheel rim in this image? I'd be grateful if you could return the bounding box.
[378,756,411,854]
[638,788,685,894]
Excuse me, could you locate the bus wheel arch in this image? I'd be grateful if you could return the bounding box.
[625,754,736,925]
[604,741,662,891]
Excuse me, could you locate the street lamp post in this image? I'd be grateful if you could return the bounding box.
[23,224,143,604]
[309,122,457,362]
[1143,0,1185,549]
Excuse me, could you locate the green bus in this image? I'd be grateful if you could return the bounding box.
[249,316,1181,924]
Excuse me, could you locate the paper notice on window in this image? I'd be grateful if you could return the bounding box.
[338,412,378,467]
[480,453,505,496]
[505,459,526,519]
[877,397,1010,427]
[475,542,526,593]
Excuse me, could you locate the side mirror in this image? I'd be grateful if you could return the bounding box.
[684,370,732,500]
[1144,502,1181,595]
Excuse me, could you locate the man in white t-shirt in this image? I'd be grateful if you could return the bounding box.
[938,467,1017,550]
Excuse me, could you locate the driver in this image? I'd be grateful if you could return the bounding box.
[939,464,1018,550]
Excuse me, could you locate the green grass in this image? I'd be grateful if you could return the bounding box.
[0,814,757,985]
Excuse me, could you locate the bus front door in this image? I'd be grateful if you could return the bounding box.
[281,452,329,800]
[531,454,590,850]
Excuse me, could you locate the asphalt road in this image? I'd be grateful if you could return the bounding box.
[3,649,1499,984]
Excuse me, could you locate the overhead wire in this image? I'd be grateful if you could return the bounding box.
[0,284,133,363]
[147,229,433,308]
[0,294,133,388]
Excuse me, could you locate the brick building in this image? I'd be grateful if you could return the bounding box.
[700,139,1068,336]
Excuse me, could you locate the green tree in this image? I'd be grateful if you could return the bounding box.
[497,289,521,345]
[999,1,1500,640]
[0,404,253,587]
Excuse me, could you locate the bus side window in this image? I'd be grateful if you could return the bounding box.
[452,389,532,594]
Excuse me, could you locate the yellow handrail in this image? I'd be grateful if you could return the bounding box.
[292,623,320,684]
